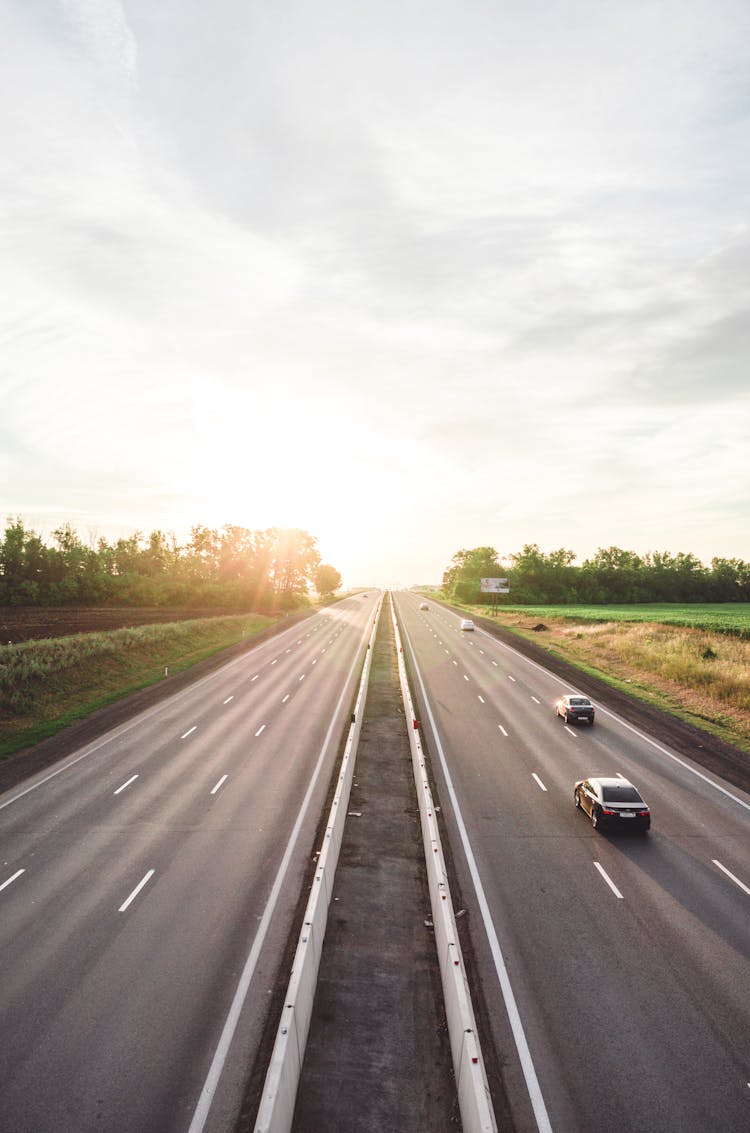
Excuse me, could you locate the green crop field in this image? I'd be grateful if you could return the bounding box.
[494,603,750,636]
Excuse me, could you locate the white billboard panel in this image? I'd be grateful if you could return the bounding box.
[480,577,509,593]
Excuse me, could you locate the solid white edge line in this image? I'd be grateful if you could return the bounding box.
[114,774,139,795]
[119,869,155,912]
[472,624,750,814]
[532,774,547,792]
[211,775,228,796]
[593,862,624,899]
[398,607,553,1133]
[712,859,750,896]
[0,869,25,893]
[186,605,376,1133]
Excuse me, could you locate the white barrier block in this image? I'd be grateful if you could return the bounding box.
[255,1005,301,1133]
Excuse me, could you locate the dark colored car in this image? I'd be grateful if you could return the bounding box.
[574,776,651,831]
[556,694,595,725]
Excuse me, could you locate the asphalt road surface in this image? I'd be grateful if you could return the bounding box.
[393,591,750,1133]
[0,594,379,1133]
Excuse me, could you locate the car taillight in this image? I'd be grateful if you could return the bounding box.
[602,807,617,815]
[638,809,649,817]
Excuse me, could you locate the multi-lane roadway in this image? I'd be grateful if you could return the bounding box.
[2,590,748,1133]
[394,591,750,1133]
[0,595,379,1133]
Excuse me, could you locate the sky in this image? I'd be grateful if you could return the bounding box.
[2,0,750,588]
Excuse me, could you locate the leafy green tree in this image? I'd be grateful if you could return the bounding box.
[270,528,321,607]
[442,546,503,603]
[314,564,342,599]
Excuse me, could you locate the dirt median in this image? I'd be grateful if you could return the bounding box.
[290,597,460,1131]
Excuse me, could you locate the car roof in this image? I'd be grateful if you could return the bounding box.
[588,776,634,788]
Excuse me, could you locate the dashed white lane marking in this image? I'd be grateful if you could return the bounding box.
[223,696,234,704]
[119,869,155,912]
[312,658,318,665]
[508,675,516,682]
[211,775,228,796]
[299,674,306,682]
[282,694,290,703]
[498,724,509,737]
[255,724,266,736]
[452,660,458,666]
[463,674,470,681]
[181,726,197,739]
[712,860,750,896]
[478,695,485,703]
[286,648,292,653]
[0,869,25,893]
[114,774,138,795]
[530,696,540,704]
[564,726,577,738]
[492,660,498,667]
[594,862,624,899]
[252,674,260,680]
[532,774,547,792]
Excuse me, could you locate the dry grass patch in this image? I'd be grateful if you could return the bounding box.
[485,612,750,751]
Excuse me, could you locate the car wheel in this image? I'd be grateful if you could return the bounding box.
[591,808,599,829]
[589,718,595,726]
[574,790,581,809]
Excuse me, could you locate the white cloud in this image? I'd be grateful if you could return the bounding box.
[1,0,749,582]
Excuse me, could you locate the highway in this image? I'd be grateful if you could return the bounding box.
[0,594,379,1133]
[393,592,750,1133]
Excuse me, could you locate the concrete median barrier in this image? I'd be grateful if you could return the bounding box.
[254,599,382,1133]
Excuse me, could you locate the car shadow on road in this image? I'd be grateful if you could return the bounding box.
[597,829,749,960]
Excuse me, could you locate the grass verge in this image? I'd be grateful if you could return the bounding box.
[0,613,274,758]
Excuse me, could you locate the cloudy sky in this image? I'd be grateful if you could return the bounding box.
[2,0,749,586]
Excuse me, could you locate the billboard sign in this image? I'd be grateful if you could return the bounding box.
[481,577,509,593]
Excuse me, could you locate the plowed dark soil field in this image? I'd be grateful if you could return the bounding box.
[0,606,245,644]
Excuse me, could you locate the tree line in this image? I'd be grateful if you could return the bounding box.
[0,519,342,610]
[442,544,750,605]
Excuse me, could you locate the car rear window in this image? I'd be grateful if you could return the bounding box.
[570,698,592,706]
[601,785,643,803]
